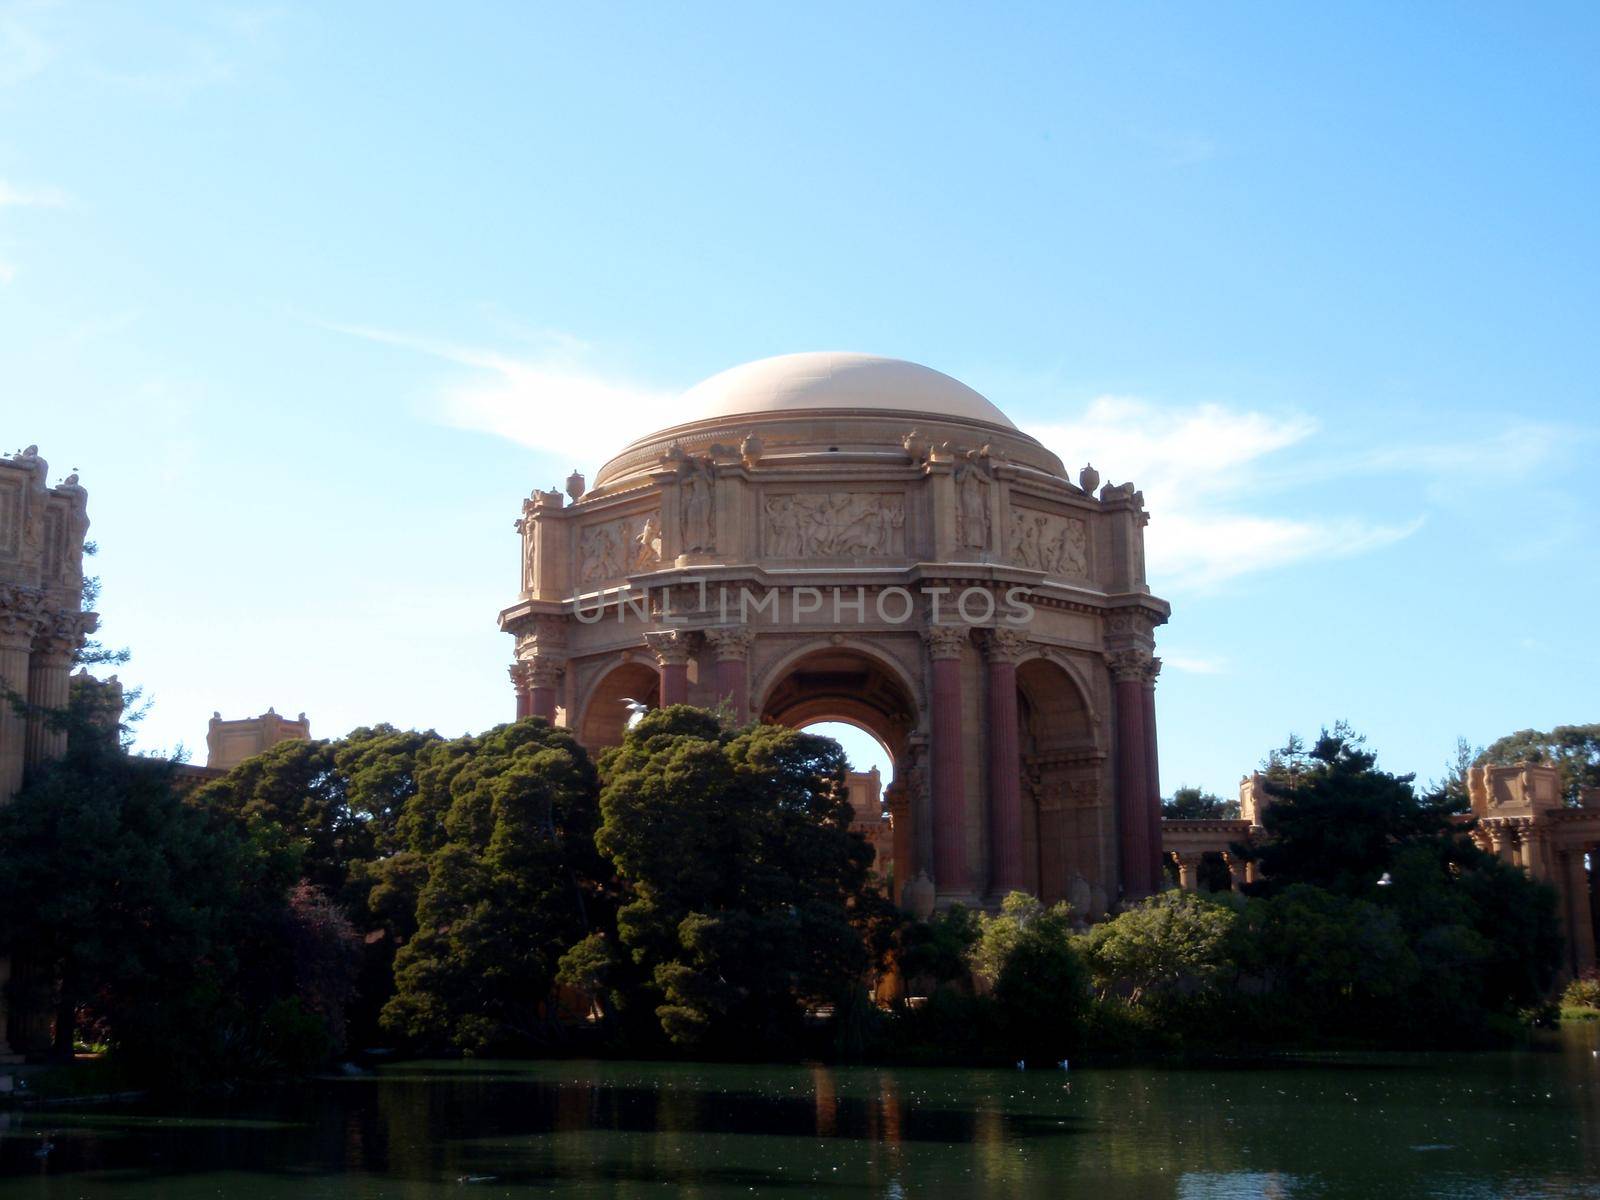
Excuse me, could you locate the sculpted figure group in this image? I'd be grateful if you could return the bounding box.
[764,493,906,559]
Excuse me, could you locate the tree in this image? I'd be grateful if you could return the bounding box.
[380,720,603,1054]
[0,707,306,1081]
[593,707,891,1054]
[1240,728,1456,898]
[1475,724,1600,806]
[1083,890,1239,1003]
[1163,785,1240,821]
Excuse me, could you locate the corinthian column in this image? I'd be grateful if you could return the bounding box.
[1141,656,1164,892]
[508,661,534,720]
[26,610,94,766]
[528,657,565,723]
[645,630,694,706]
[924,624,970,895]
[982,628,1028,896]
[704,626,755,723]
[1109,647,1153,899]
[1560,848,1597,977]
[0,586,46,804]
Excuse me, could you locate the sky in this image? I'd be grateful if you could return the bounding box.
[2,1,1596,795]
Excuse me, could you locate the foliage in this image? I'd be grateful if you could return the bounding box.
[1475,724,1600,806]
[989,900,1089,1058]
[594,707,892,1054]
[1563,971,1600,1011]
[1083,890,1239,1002]
[0,701,326,1084]
[894,903,980,990]
[1240,728,1457,898]
[283,882,363,1052]
[1163,785,1239,821]
[380,720,603,1055]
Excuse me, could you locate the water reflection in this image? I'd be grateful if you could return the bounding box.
[0,1024,1596,1198]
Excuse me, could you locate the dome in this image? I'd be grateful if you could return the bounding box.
[679,352,1017,431]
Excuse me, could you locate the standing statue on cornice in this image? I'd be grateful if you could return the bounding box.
[680,458,716,553]
[955,452,990,550]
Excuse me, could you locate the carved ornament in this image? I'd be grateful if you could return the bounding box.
[763,492,906,559]
[1009,508,1088,577]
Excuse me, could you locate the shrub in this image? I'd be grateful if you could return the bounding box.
[1564,971,1600,1011]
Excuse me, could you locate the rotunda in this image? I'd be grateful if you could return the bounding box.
[498,352,1169,915]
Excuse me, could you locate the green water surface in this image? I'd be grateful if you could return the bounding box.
[3,1024,1598,1198]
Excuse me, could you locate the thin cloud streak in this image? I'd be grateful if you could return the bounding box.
[0,178,69,207]
[324,322,672,466]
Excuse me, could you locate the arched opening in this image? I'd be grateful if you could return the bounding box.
[1015,657,1103,911]
[759,645,918,902]
[578,660,661,752]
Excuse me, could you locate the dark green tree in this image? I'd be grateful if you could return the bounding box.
[1163,785,1240,820]
[380,720,603,1054]
[593,707,891,1054]
[0,707,305,1080]
[1240,728,1456,898]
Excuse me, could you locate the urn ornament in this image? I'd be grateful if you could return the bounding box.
[1079,463,1100,494]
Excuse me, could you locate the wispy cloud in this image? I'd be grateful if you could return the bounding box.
[1163,654,1228,675]
[0,178,69,207]
[323,323,673,465]
[0,1,53,88]
[1027,397,1424,592]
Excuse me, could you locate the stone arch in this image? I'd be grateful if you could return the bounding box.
[576,658,661,752]
[755,639,924,904]
[1014,653,1107,909]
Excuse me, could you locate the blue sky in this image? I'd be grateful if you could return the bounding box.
[2,1,1595,795]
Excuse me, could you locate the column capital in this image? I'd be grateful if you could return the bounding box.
[1107,646,1152,683]
[644,628,696,667]
[979,626,1030,665]
[509,660,536,691]
[526,657,565,689]
[0,584,47,650]
[704,625,755,661]
[33,609,97,662]
[1143,655,1162,686]
[922,623,970,661]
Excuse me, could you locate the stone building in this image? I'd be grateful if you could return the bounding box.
[498,352,1170,916]
[0,446,95,1062]
[845,767,894,886]
[206,707,311,770]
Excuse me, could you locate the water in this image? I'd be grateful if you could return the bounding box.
[3,1025,1598,1198]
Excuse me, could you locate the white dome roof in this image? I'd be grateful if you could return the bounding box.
[679,352,1016,430]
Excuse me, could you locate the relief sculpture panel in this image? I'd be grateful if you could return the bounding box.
[1009,507,1088,578]
[578,512,662,586]
[763,492,906,559]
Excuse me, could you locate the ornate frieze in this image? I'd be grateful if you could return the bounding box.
[762,492,906,559]
[1009,507,1088,577]
[578,512,662,586]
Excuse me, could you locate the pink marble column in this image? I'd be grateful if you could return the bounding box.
[529,658,563,723]
[646,630,693,707]
[705,627,755,723]
[1562,848,1597,977]
[509,662,533,721]
[983,628,1028,896]
[1110,649,1152,899]
[924,625,970,894]
[1141,657,1164,892]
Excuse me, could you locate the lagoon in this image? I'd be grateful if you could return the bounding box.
[3,1025,1599,1199]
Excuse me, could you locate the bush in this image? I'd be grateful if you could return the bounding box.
[1083,890,1240,1003]
[1563,971,1600,1011]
